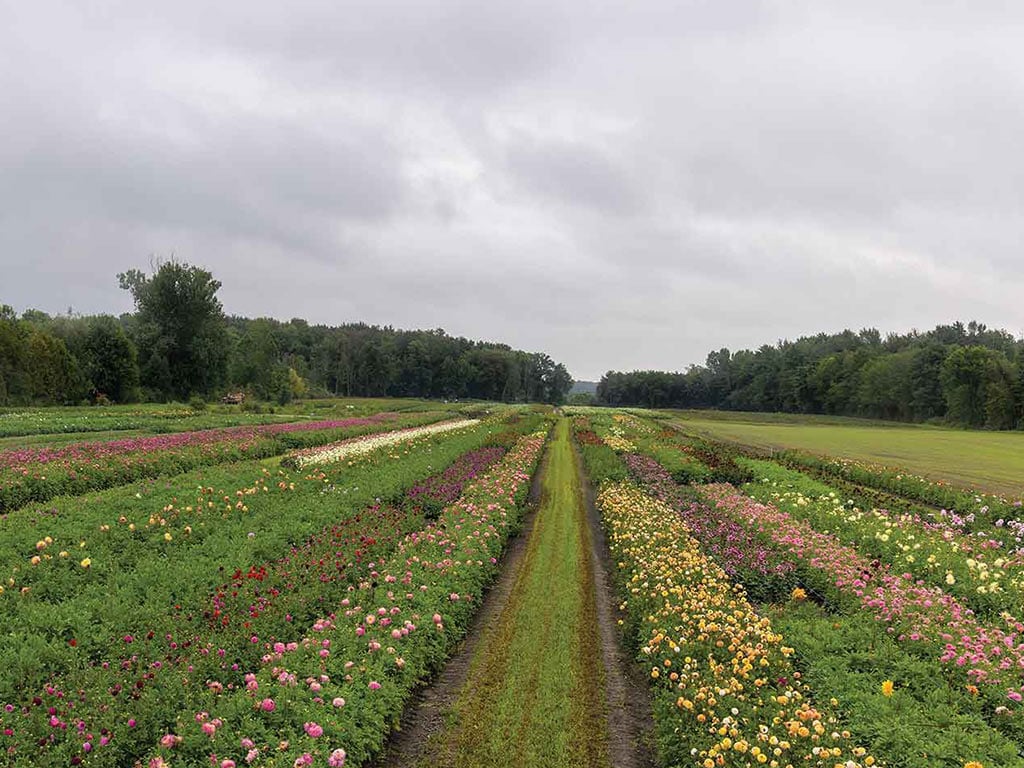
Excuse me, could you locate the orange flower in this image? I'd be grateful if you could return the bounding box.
[881,680,894,697]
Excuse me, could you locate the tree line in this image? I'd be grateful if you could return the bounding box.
[0,260,573,406]
[598,322,1024,429]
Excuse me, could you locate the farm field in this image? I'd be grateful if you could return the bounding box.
[667,410,1024,496]
[0,398,448,447]
[0,401,551,767]
[2,401,1023,768]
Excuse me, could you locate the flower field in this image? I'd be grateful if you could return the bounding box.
[579,409,1024,766]
[3,400,1023,768]
[0,410,457,511]
[598,481,877,768]
[0,407,551,767]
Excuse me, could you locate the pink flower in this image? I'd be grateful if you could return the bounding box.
[260,698,276,712]
[328,748,347,767]
[221,761,236,768]
[303,722,323,739]
[332,697,345,708]
[368,680,381,690]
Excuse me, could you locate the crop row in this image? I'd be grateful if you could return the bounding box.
[0,419,504,694]
[281,419,479,469]
[140,427,549,768]
[0,417,545,766]
[619,447,1024,766]
[597,480,877,768]
[0,410,452,511]
[777,451,1024,529]
[740,459,1024,617]
[697,483,1024,740]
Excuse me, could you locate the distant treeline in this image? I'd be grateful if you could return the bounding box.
[0,261,573,406]
[598,322,1024,429]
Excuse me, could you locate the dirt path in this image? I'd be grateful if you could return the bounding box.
[373,417,654,768]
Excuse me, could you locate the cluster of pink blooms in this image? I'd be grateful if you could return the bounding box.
[0,414,398,471]
[699,483,1024,710]
[185,430,546,767]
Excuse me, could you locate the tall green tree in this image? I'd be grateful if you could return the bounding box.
[80,316,140,402]
[118,260,228,400]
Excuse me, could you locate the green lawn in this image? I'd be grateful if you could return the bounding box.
[666,410,1024,496]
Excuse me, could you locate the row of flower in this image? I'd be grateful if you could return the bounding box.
[0,411,454,512]
[281,419,480,469]
[0,405,294,438]
[778,451,1024,531]
[140,427,549,768]
[597,480,879,768]
[740,459,1024,617]
[0,418,545,767]
[697,482,1024,741]
[619,447,1024,765]
[590,411,1024,761]
[0,419,515,713]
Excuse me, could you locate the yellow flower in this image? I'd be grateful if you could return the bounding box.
[881,680,894,697]
[965,762,984,768]
[80,558,92,569]
[790,587,807,601]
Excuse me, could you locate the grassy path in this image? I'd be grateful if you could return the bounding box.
[421,417,611,768]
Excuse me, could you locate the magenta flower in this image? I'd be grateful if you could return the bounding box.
[303,722,323,739]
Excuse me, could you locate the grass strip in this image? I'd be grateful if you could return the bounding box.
[429,417,611,768]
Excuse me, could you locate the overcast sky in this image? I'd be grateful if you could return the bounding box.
[2,1,1023,380]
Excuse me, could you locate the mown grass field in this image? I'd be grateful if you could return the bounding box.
[667,410,1024,496]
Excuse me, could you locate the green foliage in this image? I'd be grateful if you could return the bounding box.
[81,316,141,402]
[3,266,574,407]
[598,321,1024,430]
[772,602,1024,768]
[0,420,545,768]
[0,410,448,512]
[118,259,229,400]
[777,450,1024,526]
[568,416,628,484]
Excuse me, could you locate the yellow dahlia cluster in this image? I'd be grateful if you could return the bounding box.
[598,482,878,768]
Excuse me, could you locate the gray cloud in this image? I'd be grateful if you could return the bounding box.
[2,0,1023,380]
